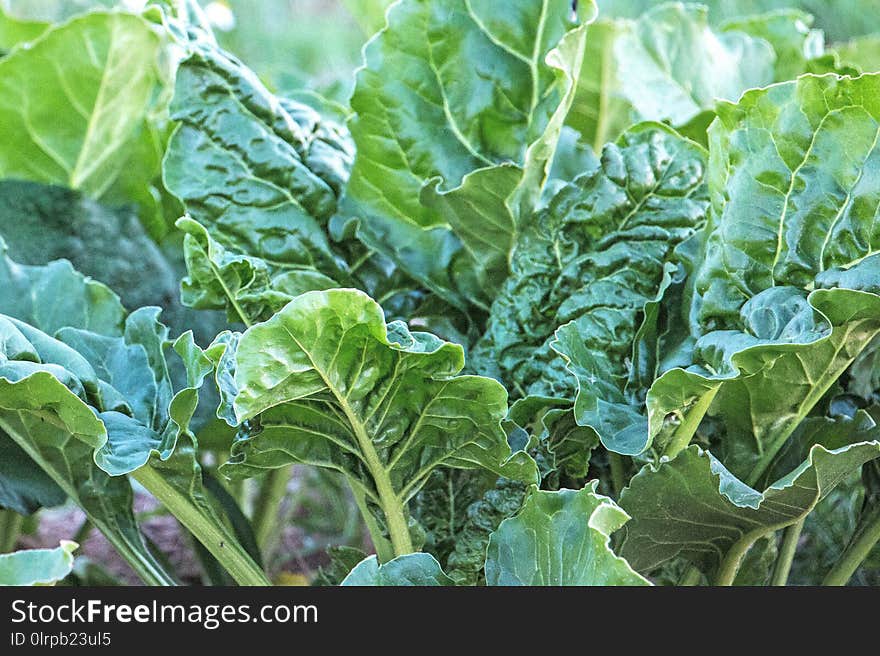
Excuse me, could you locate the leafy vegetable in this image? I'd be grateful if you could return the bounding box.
[486,483,650,585]
[344,0,597,308]
[220,288,537,560]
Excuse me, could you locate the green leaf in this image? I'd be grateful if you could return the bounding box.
[341,553,453,586]
[485,482,650,585]
[620,439,880,581]
[444,477,528,585]
[163,43,350,281]
[565,19,632,152]
[163,38,419,325]
[0,11,166,230]
[344,0,597,307]
[220,289,537,557]
[0,235,126,337]
[0,541,77,586]
[0,318,176,585]
[642,74,880,475]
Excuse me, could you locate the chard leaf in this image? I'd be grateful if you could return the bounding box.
[344,0,596,308]
[567,5,843,149]
[0,318,175,586]
[485,482,650,585]
[163,43,351,287]
[475,124,707,401]
[163,39,420,325]
[620,438,880,581]
[612,4,773,130]
[0,247,265,585]
[219,289,537,555]
[0,180,188,333]
[0,11,168,234]
[443,477,528,585]
[0,541,77,586]
[0,6,48,51]
[644,74,880,475]
[341,553,452,586]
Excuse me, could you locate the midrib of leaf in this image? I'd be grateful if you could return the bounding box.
[70,17,121,190]
[529,0,550,118]
[423,9,493,168]
[190,237,254,328]
[744,322,863,487]
[592,27,615,153]
[280,326,415,558]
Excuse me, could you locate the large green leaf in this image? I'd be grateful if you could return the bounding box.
[0,245,265,584]
[0,541,77,586]
[0,316,175,585]
[220,289,537,556]
[485,482,650,585]
[341,553,452,586]
[620,436,880,582]
[163,43,350,286]
[640,74,880,476]
[597,0,880,43]
[344,0,596,308]
[0,11,168,234]
[163,38,421,326]
[567,5,842,150]
[838,34,880,73]
[471,124,708,456]
[0,6,48,51]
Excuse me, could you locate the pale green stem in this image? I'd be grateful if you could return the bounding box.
[251,465,293,555]
[823,503,880,586]
[348,481,394,563]
[679,566,703,586]
[771,518,804,586]
[134,465,270,586]
[663,386,719,460]
[715,528,767,586]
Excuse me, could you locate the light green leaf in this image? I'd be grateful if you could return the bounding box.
[642,74,880,475]
[344,0,596,307]
[220,289,537,557]
[838,34,880,73]
[485,482,650,585]
[341,553,452,586]
[0,11,166,228]
[0,541,77,586]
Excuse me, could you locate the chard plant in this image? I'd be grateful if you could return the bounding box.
[2,0,880,587]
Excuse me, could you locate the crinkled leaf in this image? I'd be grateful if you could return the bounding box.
[485,482,650,585]
[643,74,880,473]
[0,541,77,586]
